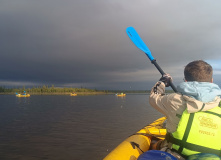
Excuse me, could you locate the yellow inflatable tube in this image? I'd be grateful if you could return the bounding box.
[103,117,166,160]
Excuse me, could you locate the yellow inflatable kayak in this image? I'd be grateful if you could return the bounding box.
[116,93,126,97]
[103,117,166,160]
[70,93,77,96]
[16,94,30,97]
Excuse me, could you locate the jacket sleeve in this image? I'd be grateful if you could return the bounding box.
[149,82,168,115]
[149,81,179,117]
[149,82,186,132]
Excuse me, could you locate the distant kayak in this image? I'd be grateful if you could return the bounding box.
[103,117,166,160]
[70,93,77,96]
[116,93,126,97]
[16,94,30,97]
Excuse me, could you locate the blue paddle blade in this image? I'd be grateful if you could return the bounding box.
[126,26,154,61]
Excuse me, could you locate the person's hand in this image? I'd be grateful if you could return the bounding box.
[159,74,172,87]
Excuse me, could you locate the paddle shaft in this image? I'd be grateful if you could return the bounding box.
[151,59,178,92]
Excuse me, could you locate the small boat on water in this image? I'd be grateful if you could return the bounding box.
[16,93,30,97]
[116,93,126,97]
[70,93,77,96]
[103,117,166,160]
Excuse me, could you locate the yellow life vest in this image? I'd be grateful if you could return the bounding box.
[166,102,221,157]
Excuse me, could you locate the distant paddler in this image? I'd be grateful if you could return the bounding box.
[15,91,30,97]
[116,93,126,97]
[70,92,77,96]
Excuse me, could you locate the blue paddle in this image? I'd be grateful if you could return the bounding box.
[126,26,177,92]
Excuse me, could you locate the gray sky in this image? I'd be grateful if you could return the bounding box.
[1,0,221,90]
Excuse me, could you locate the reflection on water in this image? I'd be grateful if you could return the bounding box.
[16,96,31,104]
[0,94,162,160]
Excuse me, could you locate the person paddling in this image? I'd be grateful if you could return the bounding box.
[149,60,221,159]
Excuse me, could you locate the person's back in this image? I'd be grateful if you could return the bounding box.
[149,60,221,159]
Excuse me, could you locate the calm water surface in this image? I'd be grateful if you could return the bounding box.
[0,94,162,160]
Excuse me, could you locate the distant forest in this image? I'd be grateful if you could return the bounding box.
[0,85,108,95]
[0,85,174,95]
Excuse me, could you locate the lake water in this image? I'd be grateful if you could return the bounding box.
[0,94,163,160]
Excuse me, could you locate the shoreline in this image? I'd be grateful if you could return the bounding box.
[0,92,111,95]
[0,92,154,96]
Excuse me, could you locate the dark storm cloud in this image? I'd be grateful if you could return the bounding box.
[1,0,221,90]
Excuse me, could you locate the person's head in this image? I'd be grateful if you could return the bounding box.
[184,60,213,82]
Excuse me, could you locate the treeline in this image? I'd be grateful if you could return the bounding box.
[0,85,174,95]
[0,85,108,94]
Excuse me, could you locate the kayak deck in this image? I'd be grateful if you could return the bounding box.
[104,117,166,160]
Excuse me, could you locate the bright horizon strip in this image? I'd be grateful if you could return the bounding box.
[206,59,221,75]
